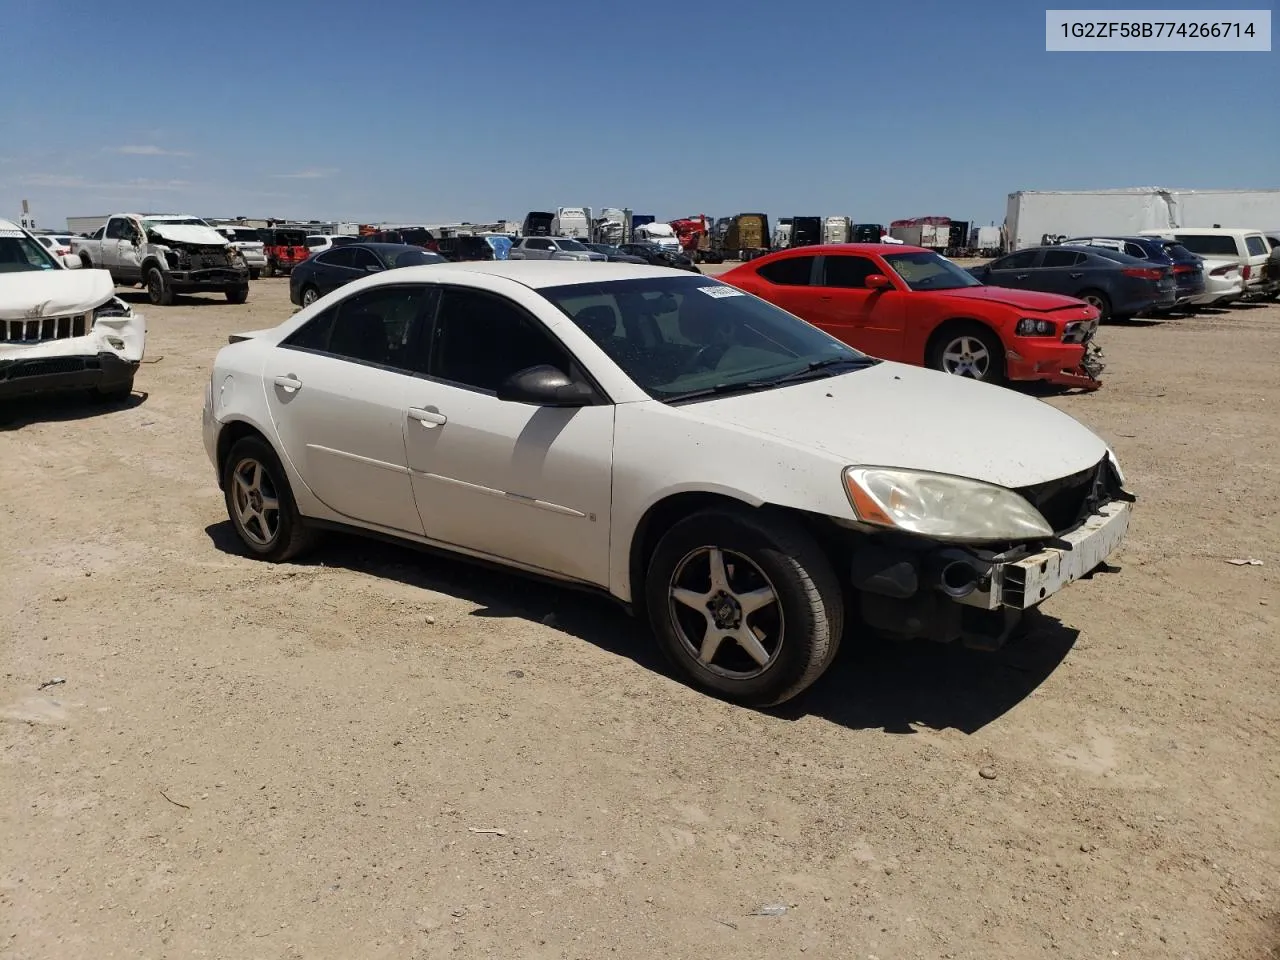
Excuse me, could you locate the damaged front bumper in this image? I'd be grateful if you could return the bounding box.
[1007,341,1105,391]
[0,313,146,399]
[850,498,1132,651]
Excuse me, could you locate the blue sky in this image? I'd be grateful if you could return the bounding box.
[2,0,1275,230]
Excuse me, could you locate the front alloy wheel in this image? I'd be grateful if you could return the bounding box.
[645,507,843,707]
[940,335,992,379]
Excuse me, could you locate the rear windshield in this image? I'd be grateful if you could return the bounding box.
[1175,234,1238,257]
[1244,235,1268,257]
[1163,242,1196,260]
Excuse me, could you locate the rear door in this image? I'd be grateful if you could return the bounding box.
[263,284,437,534]
[314,247,362,294]
[743,254,821,320]
[809,253,907,359]
[1036,248,1089,296]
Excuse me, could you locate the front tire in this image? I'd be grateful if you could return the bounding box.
[225,285,249,304]
[146,267,174,306]
[644,507,844,707]
[927,322,1005,384]
[95,376,134,402]
[222,436,315,562]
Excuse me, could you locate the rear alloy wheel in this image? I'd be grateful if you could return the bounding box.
[1077,289,1111,322]
[301,285,320,307]
[930,323,1004,384]
[222,436,315,562]
[645,507,843,707]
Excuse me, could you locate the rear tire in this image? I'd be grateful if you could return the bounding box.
[146,267,174,306]
[644,506,844,707]
[264,261,276,278]
[222,436,315,562]
[300,285,320,307]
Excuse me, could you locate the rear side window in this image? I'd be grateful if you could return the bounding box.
[1043,249,1085,267]
[1245,235,1268,257]
[316,248,355,267]
[757,256,815,286]
[284,285,435,373]
[1175,234,1238,257]
[1164,243,1195,259]
[1123,242,1148,259]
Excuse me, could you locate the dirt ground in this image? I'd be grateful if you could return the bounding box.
[2,270,1277,960]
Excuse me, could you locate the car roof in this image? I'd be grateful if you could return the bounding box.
[766,242,931,255]
[0,218,24,231]
[356,260,686,289]
[1147,227,1263,236]
[356,242,441,254]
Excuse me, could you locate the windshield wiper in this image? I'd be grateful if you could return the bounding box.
[662,356,879,403]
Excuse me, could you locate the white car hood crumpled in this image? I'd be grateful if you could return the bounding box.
[148,222,229,246]
[0,268,115,320]
[682,361,1109,489]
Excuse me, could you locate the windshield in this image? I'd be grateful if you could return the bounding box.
[882,250,983,290]
[382,248,444,268]
[541,275,873,402]
[0,229,61,272]
[555,239,588,252]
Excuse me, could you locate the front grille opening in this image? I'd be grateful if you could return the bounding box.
[1016,458,1122,534]
[1,315,89,343]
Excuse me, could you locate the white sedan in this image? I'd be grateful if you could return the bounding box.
[203,262,1133,706]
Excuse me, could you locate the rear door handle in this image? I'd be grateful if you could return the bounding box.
[1015,273,1030,279]
[1070,272,1083,278]
[273,375,302,393]
[819,295,833,301]
[407,406,447,427]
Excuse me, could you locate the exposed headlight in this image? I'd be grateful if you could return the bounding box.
[93,297,132,320]
[1105,447,1125,485]
[843,466,1053,542]
[1015,317,1055,336]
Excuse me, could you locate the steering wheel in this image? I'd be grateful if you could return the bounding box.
[679,342,728,376]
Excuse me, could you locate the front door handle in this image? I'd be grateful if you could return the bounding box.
[273,375,302,393]
[407,406,447,427]
[1070,272,1083,278]
[1015,273,1030,279]
[819,295,833,301]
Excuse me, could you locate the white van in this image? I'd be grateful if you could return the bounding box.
[1140,228,1272,299]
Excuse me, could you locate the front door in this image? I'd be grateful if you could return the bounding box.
[807,253,908,360]
[263,284,436,534]
[985,249,1041,290]
[405,286,614,586]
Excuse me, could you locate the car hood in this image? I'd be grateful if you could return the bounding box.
[148,223,229,246]
[679,361,1108,488]
[0,268,115,320]
[933,285,1094,313]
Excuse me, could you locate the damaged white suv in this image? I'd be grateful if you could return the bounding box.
[0,219,146,401]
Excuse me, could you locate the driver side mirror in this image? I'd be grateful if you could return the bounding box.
[865,273,892,290]
[61,254,82,269]
[497,364,594,407]
[365,264,382,272]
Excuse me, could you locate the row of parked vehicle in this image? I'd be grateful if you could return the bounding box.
[970,228,1280,321]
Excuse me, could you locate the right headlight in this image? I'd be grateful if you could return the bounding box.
[843,466,1053,542]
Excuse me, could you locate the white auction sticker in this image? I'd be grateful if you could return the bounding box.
[697,285,744,298]
[1046,9,1271,51]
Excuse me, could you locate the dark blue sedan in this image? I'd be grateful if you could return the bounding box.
[967,246,1178,321]
[1062,236,1205,308]
[289,243,445,307]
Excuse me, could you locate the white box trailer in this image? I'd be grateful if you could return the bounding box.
[67,215,110,235]
[969,225,1003,255]
[1005,187,1280,251]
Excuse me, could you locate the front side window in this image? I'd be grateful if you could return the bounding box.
[991,250,1038,270]
[105,218,131,240]
[351,248,382,271]
[428,288,578,392]
[820,254,881,288]
[757,255,815,286]
[283,285,434,372]
[382,248,443,268]
[541,275,874,403]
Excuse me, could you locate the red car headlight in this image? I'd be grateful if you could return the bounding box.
[1015,317,1056,337]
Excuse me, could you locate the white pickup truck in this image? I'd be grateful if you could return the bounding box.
[72,214,250,306]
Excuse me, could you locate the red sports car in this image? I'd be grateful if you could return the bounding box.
[718,244,1103,389]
